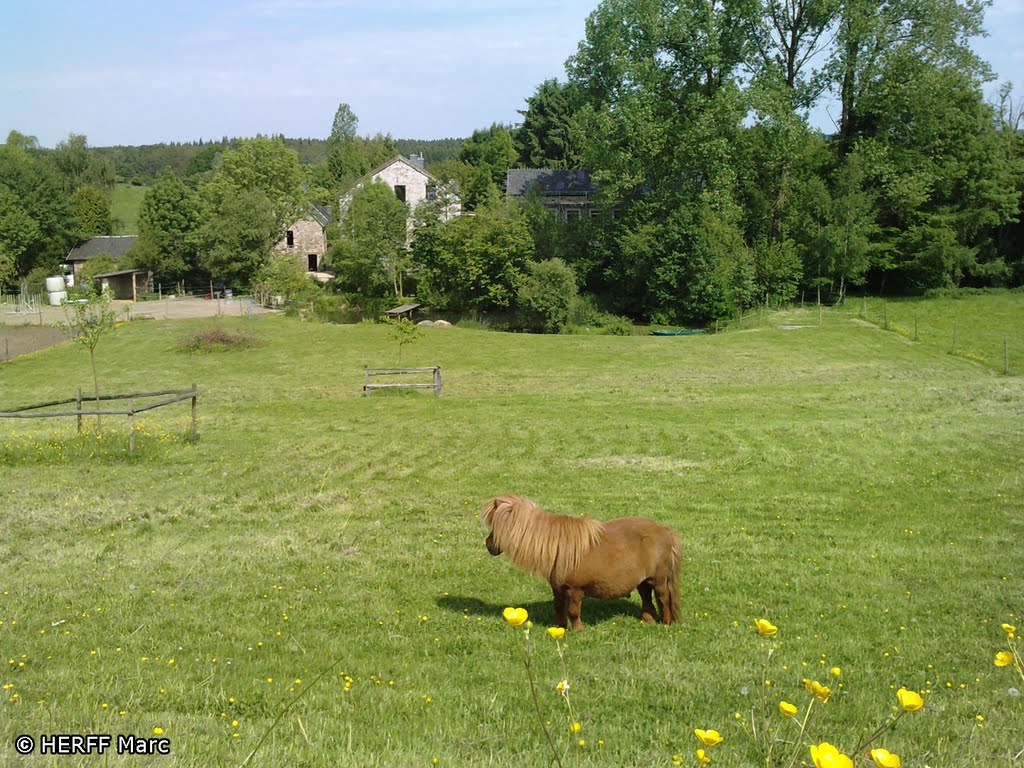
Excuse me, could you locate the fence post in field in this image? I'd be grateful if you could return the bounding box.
[951,322,958,354]
[190,383,198,437]
[128,399,135,454]
[76,388,83,434]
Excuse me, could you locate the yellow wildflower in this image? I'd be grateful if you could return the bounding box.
[995,651,1013,668]
[696,747,712,764]
[694,729,723,747]
[1001,623,1016,637]
[803,678,831,703]
[502,607,528,627]
[547,627,566,640]
[896,688,924,712]
[870,748,902,768]
[779,700,798,717]
[754,618,778,637]
[809,742,853,768]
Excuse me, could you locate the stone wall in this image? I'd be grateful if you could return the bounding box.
[272,217,326,271]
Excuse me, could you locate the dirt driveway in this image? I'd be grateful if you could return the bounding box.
[1,296,275,360]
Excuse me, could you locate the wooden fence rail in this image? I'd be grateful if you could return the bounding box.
[0,384,199,453]
[363,367,442,397]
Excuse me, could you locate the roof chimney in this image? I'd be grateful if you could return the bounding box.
[410,153,425,170]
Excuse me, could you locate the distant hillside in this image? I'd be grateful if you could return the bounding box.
[95,136,467,186]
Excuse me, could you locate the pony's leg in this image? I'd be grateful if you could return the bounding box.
[637,582,657,623]
[552,586,569,629]
[653,578,674,624]
[567,587,586,632]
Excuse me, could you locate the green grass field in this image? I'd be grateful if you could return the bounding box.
[1,301,1022,767]
[111,183,147,235]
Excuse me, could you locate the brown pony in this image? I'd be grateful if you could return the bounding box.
[482,493,682,631]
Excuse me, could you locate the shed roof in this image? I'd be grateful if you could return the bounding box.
[92,269,150,279]
[385,303,421,315]
[65,236,138,262]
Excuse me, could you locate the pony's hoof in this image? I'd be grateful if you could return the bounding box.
[641,613,656,624]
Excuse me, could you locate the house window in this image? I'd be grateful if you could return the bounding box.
[565,208,581,221]
[286,230,295,247]
[394,185,406,202]
[307,254,318,271]
[426,185,437,201]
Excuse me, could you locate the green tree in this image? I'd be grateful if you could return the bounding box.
[59,287,120,425]
[50,133,114,193]
[0,143,70,279]
[68,185,113,240]
[133,168,200,283]
[199,136,307,240]
[329,102,359,145]
[518,258,578,333]
[567,0,754,322]
[197,190,279,287]
[516,79,583,168]
[331,179,409,298]
[412,202,534,312]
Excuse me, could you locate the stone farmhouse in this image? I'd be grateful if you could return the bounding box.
[340,154,461,226]
[272,204,333,279]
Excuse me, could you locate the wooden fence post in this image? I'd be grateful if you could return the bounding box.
[128,399,135,454]
[76,388,83,434]
[434,367,443,397]
[190,383,198,437]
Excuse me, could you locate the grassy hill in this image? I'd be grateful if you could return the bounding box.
[111,183,147,235]
[1,303,1022,766]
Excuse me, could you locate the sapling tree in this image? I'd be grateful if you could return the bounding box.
[60,288,120,425]
[383,315,423,366]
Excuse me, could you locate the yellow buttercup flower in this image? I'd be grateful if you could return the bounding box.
[696,747,712,764]
[502,607,528,627]
[994,651,1013,667]
[1001,623,1016,637]
[555,679,570,695]
[754,618,778,637]
[810,742,853,768]
[896,688,924,712]
[803,678,831,703]
[547,627,566,640]
[570,721,582,733]
[779,700,798,718]
[870,748,902,768]
[830,666,842,678]
[694,729,723,747]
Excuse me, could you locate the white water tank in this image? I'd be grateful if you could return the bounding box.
[45,276,65,292]
[48,291,68,306]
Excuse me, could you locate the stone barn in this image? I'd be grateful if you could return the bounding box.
[272,205,332,279]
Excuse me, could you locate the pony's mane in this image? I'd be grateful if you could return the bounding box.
[482,494,605,584]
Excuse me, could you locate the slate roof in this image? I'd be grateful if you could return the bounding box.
[65,236,138,262]
[310,204,333,227]
[506,169,596,198]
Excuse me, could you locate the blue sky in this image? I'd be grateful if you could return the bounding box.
[1,0,1020,148]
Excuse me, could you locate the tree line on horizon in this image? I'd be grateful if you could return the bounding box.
[2,0,1022,328]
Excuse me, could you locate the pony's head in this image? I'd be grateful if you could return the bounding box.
[482,494,524,557]
[481,493,604,583]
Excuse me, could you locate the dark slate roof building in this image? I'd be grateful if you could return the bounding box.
[505,169,601,221]
[65,236,138,270]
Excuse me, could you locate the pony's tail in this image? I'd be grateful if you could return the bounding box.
[667,531,683,624]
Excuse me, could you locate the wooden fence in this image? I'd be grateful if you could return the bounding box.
[363,367,442,397]
[0,384,199,453]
